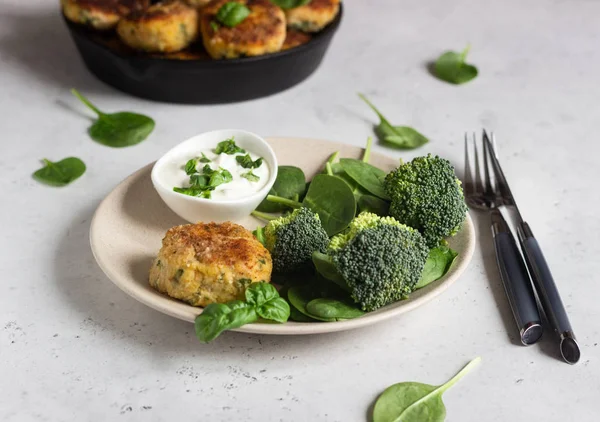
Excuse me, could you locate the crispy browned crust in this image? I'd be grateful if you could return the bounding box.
[201,0,284,45]
[302,0,339,11]
[162,222,271,268]
[282,29,311,50]
[127,0,195,22]
[70,0,149,16]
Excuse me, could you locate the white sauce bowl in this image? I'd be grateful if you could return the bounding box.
[151,129,278,223]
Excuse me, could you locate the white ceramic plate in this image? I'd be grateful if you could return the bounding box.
[90,137,476,335]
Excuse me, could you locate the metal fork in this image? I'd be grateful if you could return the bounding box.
[482,131,580,364]
[464,133,543,346]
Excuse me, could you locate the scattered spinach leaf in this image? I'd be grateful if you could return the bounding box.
[269,0,311,9]
[373,357,481,422]
[195,301,257,343]
[242,170,260,182]
[236,153,263,169]
[358,195,390,216]
[256,166,306,213]
[199,152,211,163]
[434,45,478,85]
[358,93,428,150]
[306,298,364,320]
[267,174,356,236]
[71,88,155,148]
[216,2,251,27]
[339,158,390,200]
[32,157,86,187]
[215,138,246,155]
[415,243,458,289]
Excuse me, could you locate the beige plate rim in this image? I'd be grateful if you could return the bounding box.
[90,137,476,335]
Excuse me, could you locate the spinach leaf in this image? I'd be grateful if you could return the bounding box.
[287,285,335,322]
[215,138,246,155]
[236,154,263,169]
[358,195,390,216]
[415,243,458,289]
[358,94,428,150]
[306,298,364,320]
[289,305,317,322]
[312,251,349,292]
[299,174,357,236]
[269,0,311,9]
[216,2,251,27]
[339,158,390,200]
[266,174,357,236]
[71,89,154,148]
[256,166,306,213]
[199,153,211,163]
[33,157,86,187]
[373,357,481,422]
[241,170,260,182]
[194,301,257,343]
[434,45,478,85]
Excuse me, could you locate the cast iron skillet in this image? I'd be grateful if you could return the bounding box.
[63,5,342,104]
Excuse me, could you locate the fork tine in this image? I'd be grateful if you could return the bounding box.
[483,131,514,202]
[473,132,483,194]
[463,133,474,196]
[482,130,495,197]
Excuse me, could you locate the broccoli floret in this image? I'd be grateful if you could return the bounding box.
[263,207,329,274]
[315,212,429,312]
[384,154,468,248]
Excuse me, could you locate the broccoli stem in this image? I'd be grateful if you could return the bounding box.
[266,195,302,209]
[251,210,280,221]
[362,137,373,163]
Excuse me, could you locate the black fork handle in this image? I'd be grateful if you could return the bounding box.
[491,210,543,345]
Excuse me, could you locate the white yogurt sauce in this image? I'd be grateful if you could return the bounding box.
[161,148,270,201]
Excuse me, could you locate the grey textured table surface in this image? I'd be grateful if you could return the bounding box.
[1,1,598,421]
